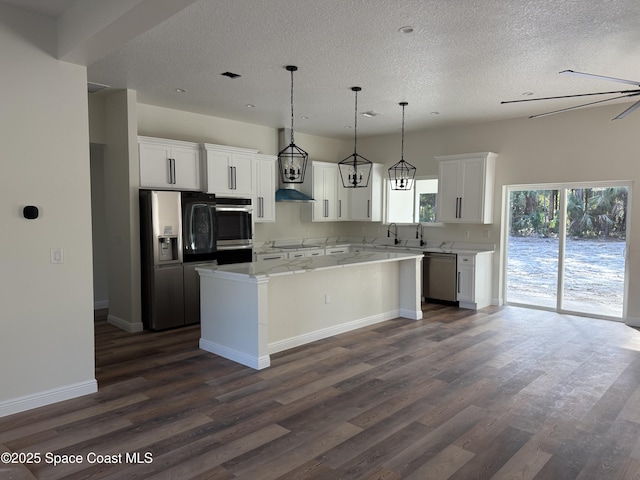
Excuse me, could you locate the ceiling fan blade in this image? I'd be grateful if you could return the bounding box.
[613,99,640,120]
[529,94,634,119]
[560,70,640,87]
[501,89,640,104]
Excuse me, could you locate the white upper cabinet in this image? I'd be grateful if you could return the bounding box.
[301,161,339,222]
[138,136,200,191]
[436,152,497,224]
[201,143,258,197]
[348,163,383,222]
[254,154,276,223]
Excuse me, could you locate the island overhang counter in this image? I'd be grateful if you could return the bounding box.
[196,251,423,369]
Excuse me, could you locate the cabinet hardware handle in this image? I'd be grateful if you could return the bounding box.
[367,199,371,218]
[232,166,237,189]
[338,199,342,218]
[458,197,462,218]
[168,158,177,184]
[228,166,233,189]
[457,272,461,293]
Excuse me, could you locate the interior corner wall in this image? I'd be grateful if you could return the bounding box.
[90,144,109,309]
[103,89,143,332]
[0,5,96,416]
[357,103,640,319]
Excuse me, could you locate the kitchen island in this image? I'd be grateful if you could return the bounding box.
[196,251,423,369]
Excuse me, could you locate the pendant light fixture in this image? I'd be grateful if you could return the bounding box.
[338,87,373,188]
[277,65,308,184]
[388,102,416,190]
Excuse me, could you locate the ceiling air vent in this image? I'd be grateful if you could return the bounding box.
[221,71,241,79]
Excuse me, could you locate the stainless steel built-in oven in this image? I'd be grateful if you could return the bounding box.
[215,197,253,264]
[181,191,217,263]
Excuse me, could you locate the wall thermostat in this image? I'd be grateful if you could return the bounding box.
[23,205,39,219]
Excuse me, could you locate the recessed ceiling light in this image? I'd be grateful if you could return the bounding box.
[344,125,353,129]
[522,92,534,96]
[430,111,440,115]
[398,26,414,34]
[175,88,187,93]
[361,111,382,118]
[246,104,255,108]
[300,116,309,120]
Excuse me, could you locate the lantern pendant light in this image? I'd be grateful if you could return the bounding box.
[338,87,373,188]
[388,102,416,190]
[277,65,308,184]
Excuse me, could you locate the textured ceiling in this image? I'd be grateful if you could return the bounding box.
[8,0,640,138]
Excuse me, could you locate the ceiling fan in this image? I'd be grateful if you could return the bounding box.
[501,70,640,120]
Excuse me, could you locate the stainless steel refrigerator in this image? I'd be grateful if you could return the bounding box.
[140,190,186,330]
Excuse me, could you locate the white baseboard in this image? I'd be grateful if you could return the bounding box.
[199,338,270,370]
[94,300,109,310]
[0,380,97,418]
[107,314,144,333]
[268,309,400,356]
[399,308,423,320]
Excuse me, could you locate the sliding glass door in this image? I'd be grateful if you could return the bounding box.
[505,182,630,319]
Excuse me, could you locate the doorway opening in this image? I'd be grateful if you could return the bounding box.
[504,182,630,320]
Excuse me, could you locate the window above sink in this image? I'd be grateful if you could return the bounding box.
[385,176,441,225]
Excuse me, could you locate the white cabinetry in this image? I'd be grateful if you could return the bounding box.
[255,252,287,262]
[436,152,496,224]
[349,163,383,221]
[302,161,339,222]
[201,143,257,196]
[325,246,350,255]
[457,252,493,309]
[138,136,200,190]
[254,154,276,223]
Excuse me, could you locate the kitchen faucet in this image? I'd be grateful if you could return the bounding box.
[416,223,425,246]
[387,223,400,245]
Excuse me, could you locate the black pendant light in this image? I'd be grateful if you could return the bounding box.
[388,102,416,190]
[277,65,308,184]
[338,87,373,188]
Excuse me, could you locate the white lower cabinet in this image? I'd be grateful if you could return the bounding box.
[457,252,493,309]
[255,252,287,261]
[325,247,349,255]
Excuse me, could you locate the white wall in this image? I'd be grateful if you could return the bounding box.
[90,144,109,309]
[0,5,96,415]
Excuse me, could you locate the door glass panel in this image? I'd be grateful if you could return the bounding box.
[561,186,628,317]
[186,203,216,254]
[506,189,560,309]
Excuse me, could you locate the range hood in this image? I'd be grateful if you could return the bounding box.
[276,184,315,202]
[275,128,315,202]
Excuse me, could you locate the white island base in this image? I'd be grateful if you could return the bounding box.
[197,251,423,369]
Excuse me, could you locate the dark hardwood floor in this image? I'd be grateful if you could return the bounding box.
[3,304,640,479]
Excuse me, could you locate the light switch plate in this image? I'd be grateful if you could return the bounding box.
[50,247,64,264]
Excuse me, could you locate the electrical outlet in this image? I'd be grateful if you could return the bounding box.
[324,293,331,304]
[464,230,470,239]
[484,229,491,239]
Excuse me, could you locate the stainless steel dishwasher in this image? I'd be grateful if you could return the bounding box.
[423,252,458,304]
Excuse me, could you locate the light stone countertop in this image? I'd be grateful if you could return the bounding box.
[253,238,495,256]
[197,250,423,280]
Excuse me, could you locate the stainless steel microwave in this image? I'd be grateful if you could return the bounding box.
[215,197,253,251]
